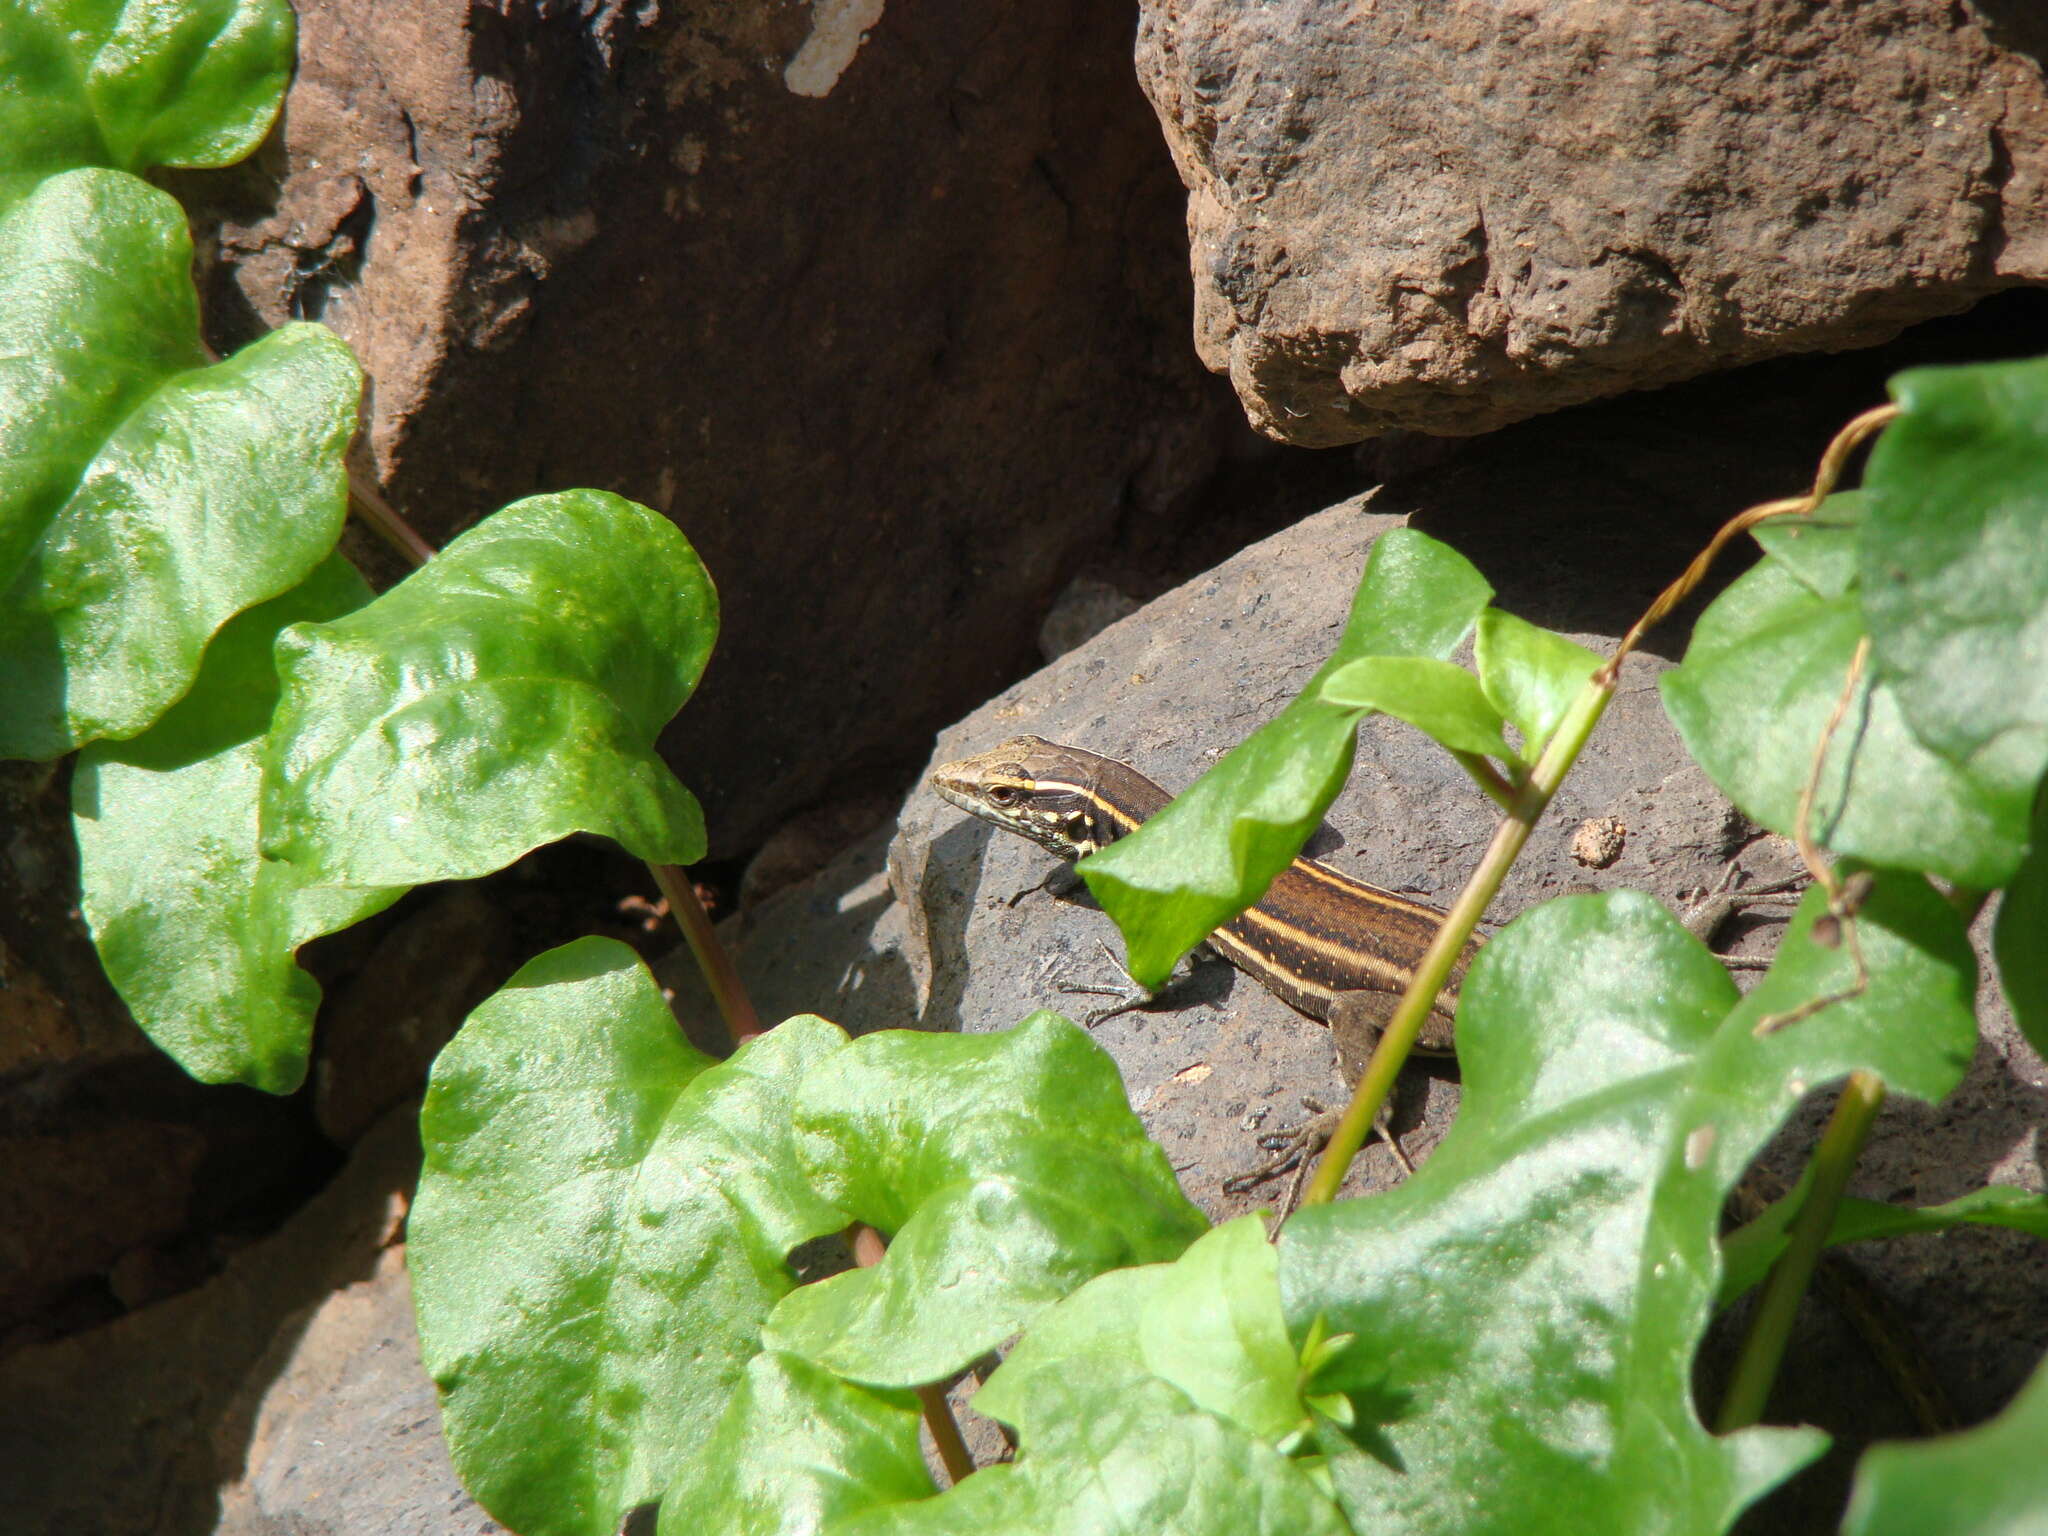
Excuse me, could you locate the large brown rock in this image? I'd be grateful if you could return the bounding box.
[1136,0,2048,444]
[188,0,1244,855]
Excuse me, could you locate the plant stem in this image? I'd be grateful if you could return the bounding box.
[348,470,439,567]
[1716,1070,1887,1432]
[1300,676,1616,1206]
[852,1223,977,1484]
[653,863,764,1045]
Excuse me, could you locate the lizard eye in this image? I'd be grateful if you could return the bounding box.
[986,784,1022,807]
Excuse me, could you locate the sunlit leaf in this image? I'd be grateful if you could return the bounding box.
[0,0,294,183]
[656,1350,932,1536]
[763,1013,1208,1387]
[261,490,717,886]
[1662,555,2028,887]
[411,943,850,1536]
[1473,608,1602,757]
[1863,357,2048,805]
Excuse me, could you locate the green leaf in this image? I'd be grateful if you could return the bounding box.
[1720,1185,2048,1307]
[0,0,294,181]
[1,318,360,759]
[1319,655,1515,762]
[1997,784,2048,1057]
[1280,882,1975,1536]
[1843,1351,2048,1536]
[1080,528,1492,987]
[73,554,397,1093]
[0,169,205,593]
[1661,555,2030,887]
[260,490,717,886]
[1473,608,1603,756]
[1863,357,2048,804]
[1751,494,1863,601]
[976,1215,1304,1445]
[831,1373,1350,1536]
[656,1350,932,1536]
[762,1013,1208,1388]
[410,944,851,1536]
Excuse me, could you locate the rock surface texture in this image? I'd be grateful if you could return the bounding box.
[187,0,1243,854]
[1135,0,2048,443]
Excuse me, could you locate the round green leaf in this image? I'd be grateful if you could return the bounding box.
[260,491,717,886]
[1864,357,2048,802]
[656,1350,932,1536]
[410,944,850,1536]
[0,168,204,592]
[763,1013,1208,1387]
[1661,556,2029,887]
[74,554,396,1093]
[0,0,295,180]
[1,320,360,759]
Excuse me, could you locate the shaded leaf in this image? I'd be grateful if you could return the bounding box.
[74,553,395,1092]
[1080,528,1491,987]
[1472,607,1602,757]
[657,1350,932,1536]
[1863,357,2048,804]
[1661,556,2029,887]
[1281,882,1975,1536]
[764,1013,1208,1388]
[1720,1185,2048,1306]
[1995,782,2048,1058]
[1843,1351,2048,1536]
[261,490,717,886]
[411,944,850,1536]
[0,0,294,182]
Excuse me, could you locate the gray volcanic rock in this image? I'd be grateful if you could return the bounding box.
[1136,0,2048,443]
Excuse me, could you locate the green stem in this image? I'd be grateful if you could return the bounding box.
[1300,676,1616,1207]
[653,863,764,1046]
[1715,1070,1887,1432]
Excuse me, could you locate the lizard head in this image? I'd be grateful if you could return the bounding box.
[928,736,1127,860]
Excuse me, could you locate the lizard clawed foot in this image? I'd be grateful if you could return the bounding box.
[1682,862,1809,972]
[1223,1097,1415,1199]
[1055,940,1158,1025]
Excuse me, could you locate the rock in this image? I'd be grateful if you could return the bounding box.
[0,1106,431,1536]
[1038,575,1143,662]
[213,1246,508,1536]
[1135,0,2048,443]
[182,0,1247,855]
